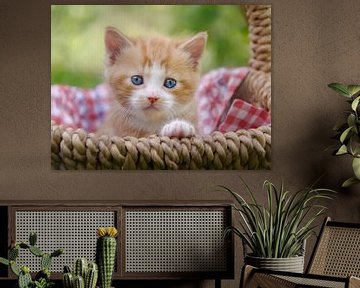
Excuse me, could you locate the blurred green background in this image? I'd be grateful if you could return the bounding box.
[51,5,250,88]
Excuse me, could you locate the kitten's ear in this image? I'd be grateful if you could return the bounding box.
[105,27,133,66]
[178,32,207,68]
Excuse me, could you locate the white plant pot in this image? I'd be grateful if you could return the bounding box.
[245,254,305,273]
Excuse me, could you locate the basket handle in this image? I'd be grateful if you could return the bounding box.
[245,5,271,73]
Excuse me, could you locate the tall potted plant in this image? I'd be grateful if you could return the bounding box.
[328,83,360,187]
[222,179,334,273]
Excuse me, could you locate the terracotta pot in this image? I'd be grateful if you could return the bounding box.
[245,254,305,273]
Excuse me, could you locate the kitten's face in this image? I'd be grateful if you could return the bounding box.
[104,27,207,126]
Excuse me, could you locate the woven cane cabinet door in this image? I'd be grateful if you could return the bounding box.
[121,206,233,279]
[9,206,119,278]
[7,203,233,280]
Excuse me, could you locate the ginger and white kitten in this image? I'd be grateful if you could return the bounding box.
[98,27,207,138]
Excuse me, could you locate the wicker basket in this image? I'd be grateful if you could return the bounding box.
[51,5,271,170]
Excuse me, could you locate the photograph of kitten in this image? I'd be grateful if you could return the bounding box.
[51,5,271,170]
[98,27,207,138]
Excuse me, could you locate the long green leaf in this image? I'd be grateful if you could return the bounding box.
[352,157,360,179]
[348,85,360,97]
[351,96,360,111]
[328,83,351,97]
[342,177,360,187]
[222,180,335,258]
[0,257,9,266]
[348,114,356,127]
[239,176,260,206]
[267,182,273,257]
[340,127,353,143]
[274,188,293,257]
[231,208,254,237]
[226,226,255,252]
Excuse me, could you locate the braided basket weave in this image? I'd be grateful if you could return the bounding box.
[51,5,271,170]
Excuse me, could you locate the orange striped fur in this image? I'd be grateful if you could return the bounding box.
[98,27,207,138]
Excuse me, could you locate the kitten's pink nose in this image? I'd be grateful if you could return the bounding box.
[147,96,159,104]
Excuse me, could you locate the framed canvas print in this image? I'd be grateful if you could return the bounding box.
[51,4,271,170]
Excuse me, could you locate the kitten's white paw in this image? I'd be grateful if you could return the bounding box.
[160,120,195,138]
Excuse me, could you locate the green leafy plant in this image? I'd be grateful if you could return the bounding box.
[32,278,54,288]
[329,83,360,187]
[0,232,63,288]
[222,179,335,258]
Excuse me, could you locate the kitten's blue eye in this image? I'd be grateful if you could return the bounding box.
[131,75,143,86]
[164,78,177,89]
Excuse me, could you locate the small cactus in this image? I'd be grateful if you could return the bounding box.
[35,268,51,281]
[19,243,30,249]
[10,260,20,276]
[63,272,74,288]
[21,265,30,274]
[51,248,64,258]
[64,265,72,273]
[9,246,19,260]
[29,232,37,246]
[18,268,32,288]
[29,245,44,257]
[63,259,98,288]
[74,275,85,288]
[74,258,88,279]
[41,253,52,270]
[85,262,98,288]
[96,227,118,288]
[0,232,63,288]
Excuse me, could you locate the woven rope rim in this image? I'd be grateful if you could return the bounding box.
[51,5,271,170]
[51,122,271,170]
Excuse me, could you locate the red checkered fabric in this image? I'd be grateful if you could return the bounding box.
[195,67,271,134]
[51,84,112,133]
[51,67,271,134]
[218,99,271,132]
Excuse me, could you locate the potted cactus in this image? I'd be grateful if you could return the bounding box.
[62,258,98,288]
[0,232,64,288]
[96,227,118,288]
